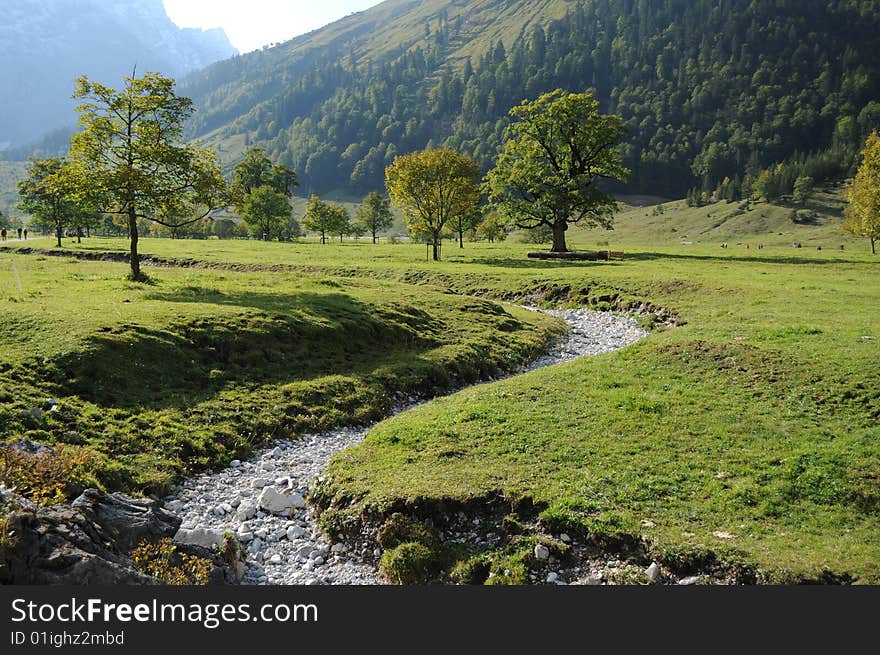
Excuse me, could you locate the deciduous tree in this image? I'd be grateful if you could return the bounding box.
[303,195,348,244]
[17,157,93,248]
[68,72,227,280]
[385,148,481,261]
[356,192,393,244]
[484,90,628,253]
[240,185,292,241]
[231,147,297,240]
[844,131,880,254]
[476,211,508,243]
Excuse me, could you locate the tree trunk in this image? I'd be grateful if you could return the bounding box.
[372,230,377,245]
[459,227,464,248]
[55,222,62,248]
[872,237,876,255]
[432,234,440,261]
[321,229,326,245]
[551,221,568,253]
[128,208,141,280]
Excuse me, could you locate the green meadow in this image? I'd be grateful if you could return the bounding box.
[0,224,877,583]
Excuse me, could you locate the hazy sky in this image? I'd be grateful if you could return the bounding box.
[163,0,382,53]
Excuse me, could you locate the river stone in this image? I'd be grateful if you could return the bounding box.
[174,526,225,549]
[235,502,257,521]
[257,486,303,516]
[645,562,662,582]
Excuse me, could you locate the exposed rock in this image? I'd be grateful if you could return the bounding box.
[257,487,304,516]
[0,489,246,585]
[534,544,550,561]
[645,562,662,582]
[173,526,226,549]
[5,438,53,457]
[1,489,178,584]
[71,489,179,553]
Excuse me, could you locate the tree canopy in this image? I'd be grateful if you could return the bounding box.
[844,131,880,254]
[17,157,94,248]
[303,195,349,244]
[385,148,481,261]
[231,147,297,240]
[485,90,628,252]
[68,71,227,279]
[356,192,394,244]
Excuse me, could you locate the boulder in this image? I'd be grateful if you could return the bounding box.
[0,489,242,585]
[173,526,226,549]
[71,489,179,552]
[0,489,178,585]
[257,487,305,517]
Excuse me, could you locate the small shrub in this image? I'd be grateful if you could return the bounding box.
[218,531,246,569]
[608,564,654,586]
[376,513,436,549]
[131,538,212,585]
[380,542,436,584]
[0,444,103,506]
[450,554,492,584]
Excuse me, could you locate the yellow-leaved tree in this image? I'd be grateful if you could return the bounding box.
[844,131,880,255]
[385,148,481,261]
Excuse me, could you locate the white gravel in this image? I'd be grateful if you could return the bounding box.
[165,309,648,585]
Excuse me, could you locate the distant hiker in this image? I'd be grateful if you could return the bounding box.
[17,227,22,240]
[1,228,6,241]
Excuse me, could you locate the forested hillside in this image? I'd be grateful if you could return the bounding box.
[183,0,880,198]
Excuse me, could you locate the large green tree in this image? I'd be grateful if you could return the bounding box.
[17,157,93,248]
[844,131,880,254]
[385,148,481,261]
[239,185,292,241]
[68,71,227,280]
[231,147,297,240]
[485,90,628,253]
[356,192,393,244]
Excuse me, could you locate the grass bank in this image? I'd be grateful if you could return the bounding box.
[0,251,562,499]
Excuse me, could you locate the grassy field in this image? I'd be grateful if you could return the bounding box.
[0,249,562,500]
[0,229,878,583]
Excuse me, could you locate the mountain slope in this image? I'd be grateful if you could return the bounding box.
[0,0,237,148]
[181,0,880,200]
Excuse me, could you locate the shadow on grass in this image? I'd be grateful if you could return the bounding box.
[465,257,621,269]
[45,290,440,410]
[624,251,863,265]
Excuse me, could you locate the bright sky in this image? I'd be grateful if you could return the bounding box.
[163,0,382,53]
